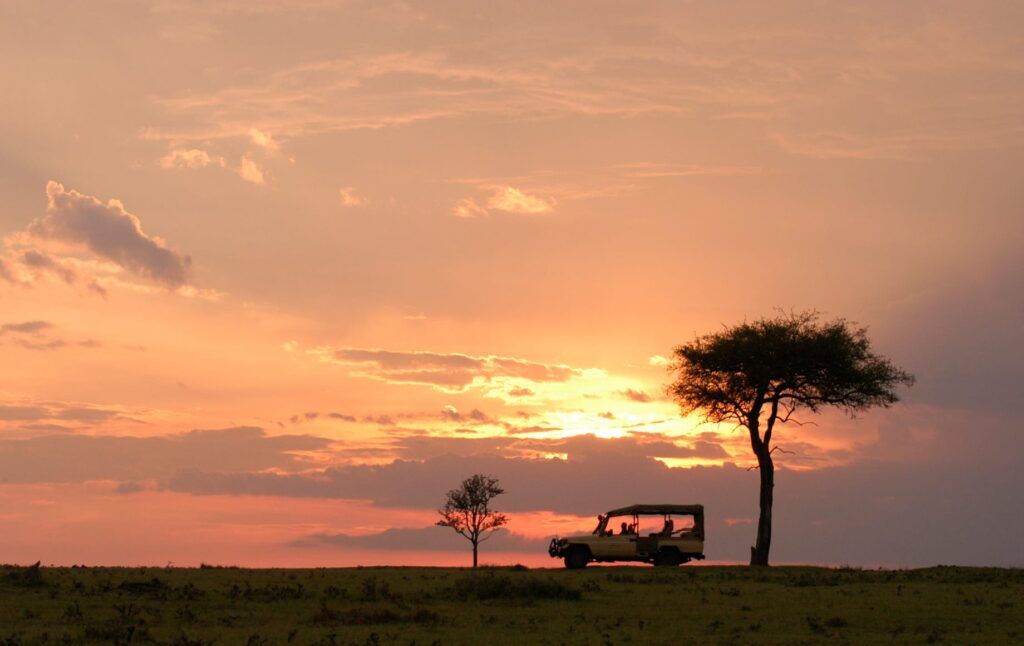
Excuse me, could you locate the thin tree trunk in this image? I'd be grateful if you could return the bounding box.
[749,449,774,566]
[472,541,478,568]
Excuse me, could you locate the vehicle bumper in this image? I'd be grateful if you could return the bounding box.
[548,538,568,558]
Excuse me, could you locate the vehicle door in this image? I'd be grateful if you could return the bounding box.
[599,518,639,559]
[661,515,701,554]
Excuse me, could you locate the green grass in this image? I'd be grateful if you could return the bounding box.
[1,563,1022,644]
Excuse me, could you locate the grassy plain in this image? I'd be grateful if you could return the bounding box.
[0,563,1021,644]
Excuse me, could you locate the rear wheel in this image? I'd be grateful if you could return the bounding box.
[564,547,590,569]
[653,550,683,567]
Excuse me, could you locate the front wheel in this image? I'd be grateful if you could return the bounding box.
[653,551,683,567]
[564,547,589,569]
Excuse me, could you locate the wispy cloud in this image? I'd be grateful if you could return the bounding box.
[0,399,129,427]
[141,48,744,143]
[311,346,582,392]
[0,320,98,351]
[614,162,769,178]
[451,197,487,219]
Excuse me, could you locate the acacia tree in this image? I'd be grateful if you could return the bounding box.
[668,311,913,566]
[436,474,509,568]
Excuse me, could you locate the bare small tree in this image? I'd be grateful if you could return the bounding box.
[668,311,913,566]
[436,474,509,568]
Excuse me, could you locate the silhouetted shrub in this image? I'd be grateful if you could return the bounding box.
[62,602,83,622]
[171,633,213,646]
[174,582,205,601]
[7,562,44,588]
[359,577,399,602]
[119,577,169,598]
[825,617,849,629]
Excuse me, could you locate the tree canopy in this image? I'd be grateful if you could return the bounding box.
[436,474,508,568]
[670,311,914,435]
[668,311,914,565]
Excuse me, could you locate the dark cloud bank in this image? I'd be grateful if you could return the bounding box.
[2,410,1021,566]
[166,447,1021,567]
[0,427,326,483]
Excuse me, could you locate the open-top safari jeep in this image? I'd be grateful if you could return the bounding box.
[548,504,705,568]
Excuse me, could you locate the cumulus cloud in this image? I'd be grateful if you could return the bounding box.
[248,127,278,150]
[159,148,224,169]
[452,187,555,219]
[238,155,265,184]
[486,186,555,214]
[338,186,367,207]
[314,347,582,391]
[19,182,192,289]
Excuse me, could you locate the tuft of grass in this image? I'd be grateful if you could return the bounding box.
[449,572,582,602]
[312,601,443,626]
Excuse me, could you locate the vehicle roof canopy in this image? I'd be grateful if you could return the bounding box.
[604,504,704,517]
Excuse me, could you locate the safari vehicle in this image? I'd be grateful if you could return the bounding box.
[548,504,705,568]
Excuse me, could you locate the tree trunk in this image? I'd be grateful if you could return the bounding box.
[749,449,774,566]
[472,540,478,568]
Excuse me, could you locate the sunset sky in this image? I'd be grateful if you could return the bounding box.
[1,0,1022,567]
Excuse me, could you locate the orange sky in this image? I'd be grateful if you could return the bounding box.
[1,1,1022,567]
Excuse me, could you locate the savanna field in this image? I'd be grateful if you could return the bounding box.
[1,564,1021,644]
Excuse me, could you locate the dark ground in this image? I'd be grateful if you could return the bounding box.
[0,563,1021,644]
